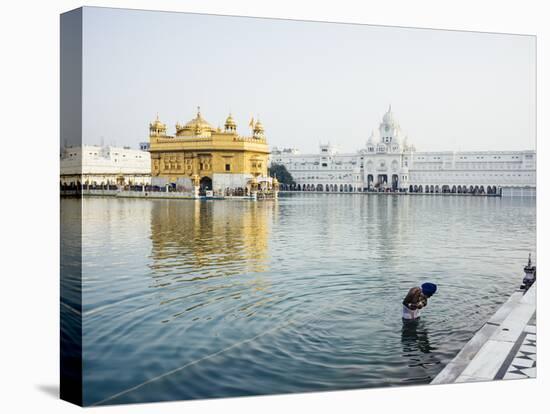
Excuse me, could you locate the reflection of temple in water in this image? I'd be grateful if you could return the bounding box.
[149,200,275,279]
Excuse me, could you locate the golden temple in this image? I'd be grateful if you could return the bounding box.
[148,107,272,193]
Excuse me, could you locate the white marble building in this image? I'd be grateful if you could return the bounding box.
[271,144,363,192]
[60,144,151,186]
[271,106,535,195]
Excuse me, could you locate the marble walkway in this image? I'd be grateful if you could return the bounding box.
[432,282,536,384]
[497,315,536,380]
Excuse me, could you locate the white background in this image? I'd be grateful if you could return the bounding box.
[0,1,547,413]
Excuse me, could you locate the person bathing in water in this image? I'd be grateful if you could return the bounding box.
[402,282,437,321]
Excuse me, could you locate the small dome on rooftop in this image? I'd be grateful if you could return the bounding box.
[224,113,237,129]
[254,119,264,133]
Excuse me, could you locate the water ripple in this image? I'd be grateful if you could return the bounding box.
[60,194,536,405]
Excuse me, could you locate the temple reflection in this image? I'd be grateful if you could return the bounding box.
[149,200,275,281]
[147,200,277,324]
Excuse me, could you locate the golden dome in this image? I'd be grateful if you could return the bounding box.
[225,114,236,125]
[150,114,166,129]
[224,113,237,131]
[180,106,214,132]
[149,114,167,136]
[253,119,264,134]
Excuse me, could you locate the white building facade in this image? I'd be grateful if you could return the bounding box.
[271,107,535,195]
[60,144,151,186]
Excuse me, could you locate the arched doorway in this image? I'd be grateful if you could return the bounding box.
[367,175,374,189]
[200,176,212,191]
[392,174,399,191]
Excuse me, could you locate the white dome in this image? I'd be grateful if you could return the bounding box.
[367,130,377,144]
[383,105,396,125]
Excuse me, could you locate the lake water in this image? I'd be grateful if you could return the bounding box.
[61,193,536,405]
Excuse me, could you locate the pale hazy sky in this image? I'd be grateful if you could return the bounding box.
[82,7,535,153]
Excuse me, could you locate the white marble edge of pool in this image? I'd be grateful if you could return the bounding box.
[431,281,536,385]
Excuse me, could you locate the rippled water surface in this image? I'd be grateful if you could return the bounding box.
[64,194,536,405]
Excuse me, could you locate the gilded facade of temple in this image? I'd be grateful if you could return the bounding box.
[148,107,272,193]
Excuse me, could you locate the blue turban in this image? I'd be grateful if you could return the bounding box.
[421,282,437,296]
